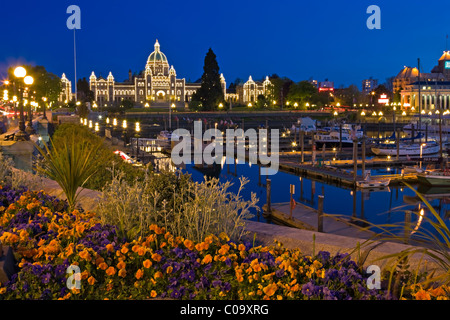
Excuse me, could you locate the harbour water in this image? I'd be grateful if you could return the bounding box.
[181,158,450,240]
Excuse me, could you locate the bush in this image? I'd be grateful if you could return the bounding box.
[96,169,257,243]
[49,123,145,191]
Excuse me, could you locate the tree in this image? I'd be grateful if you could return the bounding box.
[287,81,318,108]
[7,65,62,105]
[269,74,293,107]
[77,77,94,102]
[190,48,224,111]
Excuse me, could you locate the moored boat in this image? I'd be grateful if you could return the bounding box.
[417,169,450,187]
[371,141,440,156]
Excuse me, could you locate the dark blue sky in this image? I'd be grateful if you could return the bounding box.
[1,0,449,89]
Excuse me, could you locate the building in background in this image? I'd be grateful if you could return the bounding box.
[236,75,272,104]
[318,80,334,92]
[396,51,450,111]
[362,77,378,95]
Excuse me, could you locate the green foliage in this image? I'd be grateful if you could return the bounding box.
[50,123,144,191]
[353,182,450,297]
[287,81,318,108]
[7,65,62,104]
[96,169,258,243]
[190,48,224,111]
[34,134,101,210]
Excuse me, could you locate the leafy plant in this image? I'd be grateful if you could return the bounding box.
[96,169,258,243]
[350,182,450,297]
[33,135,101,210]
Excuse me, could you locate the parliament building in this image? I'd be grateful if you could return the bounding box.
[59,39,272,107]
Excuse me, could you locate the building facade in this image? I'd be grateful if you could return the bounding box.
[60,39,273,107]
[397,51,450,111]
[236,75,272,104]
[87,40,207,106]
[362,78,378,95]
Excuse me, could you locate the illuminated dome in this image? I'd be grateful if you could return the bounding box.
[147,40,168,66]
[396,66,419,78]
[439,51,450,61]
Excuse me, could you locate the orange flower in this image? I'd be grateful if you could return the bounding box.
[120,246,129,254]
[154,271,163,279]
[151,253,162,262]
[143,259,152,269]
[218,244,230,255]
[117,260,126,270]
[98,262,108,270]
[263,283,278,297]
[166,266,173,274]
[184,239,194,251]
[137,247,146,256]
[88,276,96,285]
[79,249,91,261]
[136,269,144,280]
[202,254,213,264]
[105,244,114,252]
[132,244,140,253]
[118,268,127,278]
[415,289,431,300]
[75,224,85,234]
[95,257,105,266]
[105,266,116,276]
[238,244,246,251]
[150,290,157,298]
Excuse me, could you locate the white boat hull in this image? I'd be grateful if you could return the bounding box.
[371,144,440,156]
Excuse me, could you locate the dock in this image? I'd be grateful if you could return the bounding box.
[263,202,376,239]
[277,157,419,187]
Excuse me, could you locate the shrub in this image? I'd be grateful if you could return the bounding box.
[96,169,257,243]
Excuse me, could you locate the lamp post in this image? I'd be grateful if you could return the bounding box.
[169,103,175,131]
[135,122,140,159]
[122,119,127,147]
[42,97,48,120]
[13,67,29,141]
[24,75,35,135]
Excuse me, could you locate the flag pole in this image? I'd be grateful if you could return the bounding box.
[74,28,77,102]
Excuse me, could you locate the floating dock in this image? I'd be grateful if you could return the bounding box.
[263,202,376,239]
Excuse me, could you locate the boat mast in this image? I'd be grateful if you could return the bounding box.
[418,58,422,131]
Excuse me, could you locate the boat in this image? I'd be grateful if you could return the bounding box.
[356,177,391,188]
[355,171,391,188]
[293,117,317,133]
[371,141,440,156]
[417,169,450,187]
[313,125,362,148]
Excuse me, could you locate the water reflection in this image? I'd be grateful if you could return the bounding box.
[166,156,450,238]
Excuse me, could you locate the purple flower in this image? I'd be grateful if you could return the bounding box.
[275,268,285,278]
[41,273,51,284]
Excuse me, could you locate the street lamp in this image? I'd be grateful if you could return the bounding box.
[13,66,29,141]
[169,103,175,130]
[42,97,48,120]
[122,119,127,147]
[24,75,35,135]
[135,122,141,159]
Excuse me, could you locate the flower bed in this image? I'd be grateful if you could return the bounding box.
[0,185,448,300]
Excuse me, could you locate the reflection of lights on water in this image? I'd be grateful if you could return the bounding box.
[412,208,425,234]
[220,156,226,169]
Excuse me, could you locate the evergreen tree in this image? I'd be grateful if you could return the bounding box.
[190,48,224,111]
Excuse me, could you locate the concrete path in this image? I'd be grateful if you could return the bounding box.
[265,201,376,240]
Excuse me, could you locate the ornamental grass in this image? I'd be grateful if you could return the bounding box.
[0,185,449,300]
